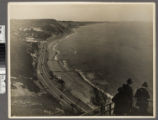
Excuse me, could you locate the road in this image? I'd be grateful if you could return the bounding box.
[36,41,94,113]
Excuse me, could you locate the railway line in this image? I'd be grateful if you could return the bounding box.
[36,42,94,113]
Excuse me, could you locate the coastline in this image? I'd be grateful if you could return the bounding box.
[45,24,112,103]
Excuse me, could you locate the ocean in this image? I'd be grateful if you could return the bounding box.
[56,22,153,95]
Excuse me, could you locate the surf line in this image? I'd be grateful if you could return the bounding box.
[75,69,113,99]
[49,28,113,100]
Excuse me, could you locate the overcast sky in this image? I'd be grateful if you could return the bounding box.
[8,2,155,22]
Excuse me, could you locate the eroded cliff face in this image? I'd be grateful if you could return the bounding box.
[11,19,96,115]
[10,19,93,77]
[10,19,83,74]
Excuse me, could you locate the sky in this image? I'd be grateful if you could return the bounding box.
[8,2,155,22]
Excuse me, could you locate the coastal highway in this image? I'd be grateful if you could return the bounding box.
[36,41,94,113]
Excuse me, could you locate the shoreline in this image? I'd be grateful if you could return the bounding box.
[45,24,113,101]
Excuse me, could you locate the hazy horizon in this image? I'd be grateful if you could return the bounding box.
[8,2,155,22]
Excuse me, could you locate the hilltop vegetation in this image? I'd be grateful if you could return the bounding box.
[10,19,89,40]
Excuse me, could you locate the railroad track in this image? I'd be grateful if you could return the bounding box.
[36,42,94,113]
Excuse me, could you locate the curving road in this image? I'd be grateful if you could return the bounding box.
[36,41,94,113]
